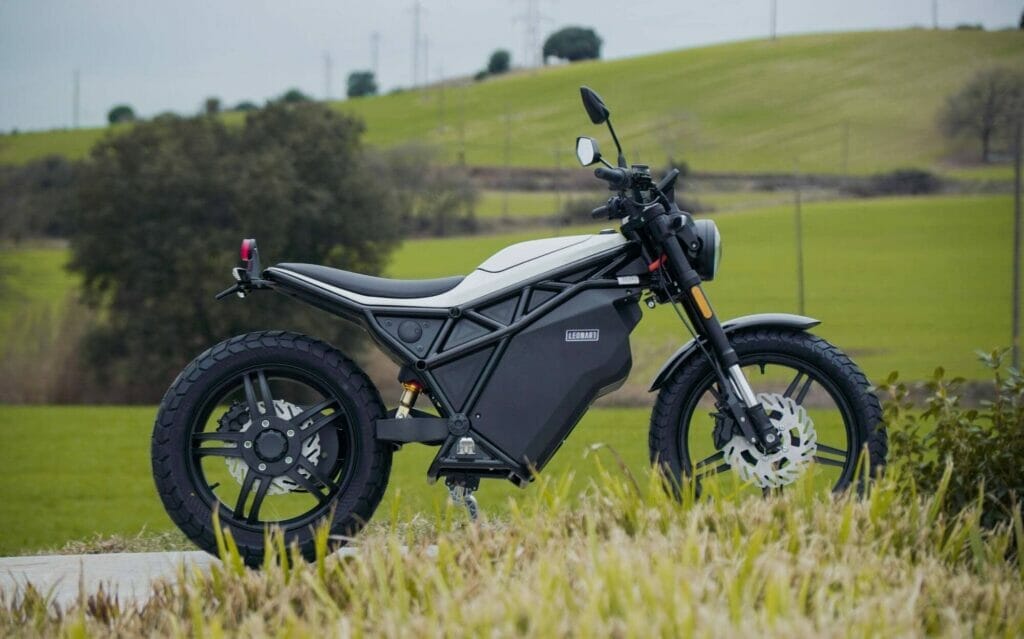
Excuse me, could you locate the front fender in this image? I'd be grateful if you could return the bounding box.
[648,313,821,392]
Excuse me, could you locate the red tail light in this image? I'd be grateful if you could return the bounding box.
[240,239,255,261]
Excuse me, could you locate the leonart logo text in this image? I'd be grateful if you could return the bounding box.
[565,329,600,342]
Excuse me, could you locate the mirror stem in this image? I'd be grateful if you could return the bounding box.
[606,118,626,167]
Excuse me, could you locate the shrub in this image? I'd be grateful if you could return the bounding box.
[849,168,942,196]
[0,156,77,241]
[878,350,1024,529]
[372,143,479,236]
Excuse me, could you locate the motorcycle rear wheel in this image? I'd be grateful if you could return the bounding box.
[151,331,392,566]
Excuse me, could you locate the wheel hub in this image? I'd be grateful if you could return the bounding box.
[254,429,288,462]
[721,393,817,488]
[220,399,330,495]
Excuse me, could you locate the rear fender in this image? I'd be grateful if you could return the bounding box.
[648,313,821,391]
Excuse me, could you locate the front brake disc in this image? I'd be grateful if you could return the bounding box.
[721,393,817,488]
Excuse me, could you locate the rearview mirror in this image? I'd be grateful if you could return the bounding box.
[579,86,610,124]
[576,137,601,166]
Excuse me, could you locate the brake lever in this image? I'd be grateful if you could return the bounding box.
[591,196,623,219]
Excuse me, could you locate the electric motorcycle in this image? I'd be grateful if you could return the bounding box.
[152,87,887,564]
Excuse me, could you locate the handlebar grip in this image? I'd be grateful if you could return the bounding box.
[594,167,629,189]
[590,204,610,219]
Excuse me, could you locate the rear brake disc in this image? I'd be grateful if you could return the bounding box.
[218,400,335,495]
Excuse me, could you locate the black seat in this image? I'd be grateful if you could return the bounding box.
[276,263,464,299]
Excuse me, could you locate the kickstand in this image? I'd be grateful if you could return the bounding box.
[445,475,480,521]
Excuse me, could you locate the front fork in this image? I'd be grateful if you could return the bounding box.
[650,214,782,454]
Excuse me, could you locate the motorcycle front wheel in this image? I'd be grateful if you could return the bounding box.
[649,328,887,495]
[152,331,392,566]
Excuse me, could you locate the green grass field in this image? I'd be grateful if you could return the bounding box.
[0,245,77,341]
[3,31,1022,178]
[389,193,1016,383]
[476,190,590,219]
[0,404,657,555]
[0,194,1014,383]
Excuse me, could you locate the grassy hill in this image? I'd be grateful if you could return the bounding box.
[3,30,1022,177]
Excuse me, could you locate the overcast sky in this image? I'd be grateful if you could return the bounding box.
[1,0,1021,131]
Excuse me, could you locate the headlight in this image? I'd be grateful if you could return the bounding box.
[692,219,722,281]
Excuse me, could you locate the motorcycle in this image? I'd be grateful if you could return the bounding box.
[152,87,887,564]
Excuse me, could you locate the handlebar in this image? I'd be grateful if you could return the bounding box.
[594,166,630,189]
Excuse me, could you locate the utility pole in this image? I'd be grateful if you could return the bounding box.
[503,107,512,218]
[457,88,466,165]
[371,31,380,77]
[525,0,539,67]
[422,36,429,86]
[410,1,422,87]
[770,0,777,40]
[932,0,938,30]
[437,64,445,132]
[793,163,806,315]
[323,52,333,100]
[72,69,80,128]
[553,147,563,228]
[1013,120,1022,368]
[515,0,546,68]
[841,120,850,177]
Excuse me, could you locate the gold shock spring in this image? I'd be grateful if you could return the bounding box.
[395,381,422,419]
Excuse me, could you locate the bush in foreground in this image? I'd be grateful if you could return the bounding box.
[2,462,1022,637]
[880,349,1024,529]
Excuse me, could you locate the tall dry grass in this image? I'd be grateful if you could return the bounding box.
[2,457,1022,638]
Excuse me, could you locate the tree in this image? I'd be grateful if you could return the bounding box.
[107,105,135,125]
[347,71,378,98]
[542,26,602,63]
[487,49,511,75]
[203,97,221,115]
[279,88,311,103]
[374,143,478,237]
[939,67,1024,162]
[0,156,77,242]
[69,103,401,401]
[232,101,258,112]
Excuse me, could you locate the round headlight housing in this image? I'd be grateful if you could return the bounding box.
[691,219,722,281]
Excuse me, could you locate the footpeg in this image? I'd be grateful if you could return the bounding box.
[445,475,480,521]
